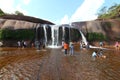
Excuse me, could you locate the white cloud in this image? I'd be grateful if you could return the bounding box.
[70,0,105,22]
[60,15,69,24]
[0,0,15,13]
[16,5,28,15]
[23,0,31,5]
[0,0,28,14]
[60,0,105,24]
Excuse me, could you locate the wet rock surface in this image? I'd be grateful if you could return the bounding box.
[0,47,120,80]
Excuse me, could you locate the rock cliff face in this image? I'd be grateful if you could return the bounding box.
[72,19,120,40]
[0,19,38,29]
[0,15,54,29]
[0,15,120,47]
[0,15,54,47]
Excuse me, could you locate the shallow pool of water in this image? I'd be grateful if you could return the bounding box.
[0,47,119,80]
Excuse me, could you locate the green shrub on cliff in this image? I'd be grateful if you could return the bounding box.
[0,29,35,40]
[87,32,107,41]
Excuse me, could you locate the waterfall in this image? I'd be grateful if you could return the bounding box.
[36,24,40,40]
[47,25,61,48]
[51,26,55,45]
[79,31,88,45]
[57,27,59,45]
[62,26,65,40]
[43,25,47,45]
[79,30,107,49]
[51,26,59,45]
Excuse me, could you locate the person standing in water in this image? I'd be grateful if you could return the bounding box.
[64,42,69,56]
[99,41,103,47]
[62,40,64,49]
[80,40,83,50]
[17,41,21,48]
[69,41,74,56]
[115,41,119,50]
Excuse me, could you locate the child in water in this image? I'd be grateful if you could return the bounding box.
[92,50,106,59]
[92,51,97,60]
[98,49,106,58]
[98,49,103,57]
[92,51,97,58]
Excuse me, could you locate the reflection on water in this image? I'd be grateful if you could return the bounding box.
[0,48,49,80]
[0,47,119,80]
[96,50,120,80]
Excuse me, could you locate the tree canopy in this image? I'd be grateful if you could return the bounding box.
[15,11,24,16]
[0,9,5,16]
[98,3,120,19]
[0,8,24,16]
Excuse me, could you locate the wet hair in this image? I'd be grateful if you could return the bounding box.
[94,51,97,53]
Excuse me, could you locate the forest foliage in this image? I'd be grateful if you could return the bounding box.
[98,3,120,19]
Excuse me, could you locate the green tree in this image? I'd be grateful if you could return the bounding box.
[98,6,107,15]
[15,11,24,15]
[0,9,5,16]
[98,3,120,19]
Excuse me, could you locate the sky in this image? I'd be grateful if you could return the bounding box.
[0,0,120,24]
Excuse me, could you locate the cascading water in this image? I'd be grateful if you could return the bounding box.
[79,30,107,49]
[79,31,88,45]
[43,25,47,45]
[57,27,59,45]
[36,23,107,49]
[47,24,73,48]
[36,24,40,39]
[51,26,56,45]
[47,25,61,48]
[62,26,65,40]
[36,24,106,49]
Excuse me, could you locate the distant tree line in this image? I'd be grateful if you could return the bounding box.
[0,8,24,16]
[0,9,5,16]
[98,3,120,19]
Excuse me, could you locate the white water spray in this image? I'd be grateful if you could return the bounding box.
[43,25,47,45]
[47,25,61,48]
[62,26,65,40]
[79,30,107,49]
[79,31,88,45]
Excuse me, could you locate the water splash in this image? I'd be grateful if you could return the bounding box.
[79,30,107,50]
[43,25,47,45]
[47,25,61,48]
[79,31,88,45]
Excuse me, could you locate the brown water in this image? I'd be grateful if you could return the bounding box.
[0,47,120,80]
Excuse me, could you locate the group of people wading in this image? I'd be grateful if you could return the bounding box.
[17,39,46,50]
[62,40,89,56]
[62,41,74,56]
[62,40,107,60]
